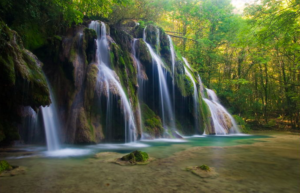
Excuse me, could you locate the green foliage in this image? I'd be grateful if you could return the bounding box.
[108,0,168,24]
[157,0,300,129]
[184,75,194,96]
[265,120,276,128]
[233,115,250,133]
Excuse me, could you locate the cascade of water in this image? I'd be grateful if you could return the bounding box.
[41,80,60,151]
[206,88,220,103]
[182,57,192,70]
[143,27,176,131]
[203,98,228,135]
[89,21,137,142]
[183,58,199,131]
[168,35,176,113]
[197,74,205,97]
[19,107,38,144]
[204,88,240,134]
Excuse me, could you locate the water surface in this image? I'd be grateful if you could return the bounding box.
[0,133,299,193]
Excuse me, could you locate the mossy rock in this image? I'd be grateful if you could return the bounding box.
[121,150,149,162]
[0,160,12,173]
[0,21,50,144]
[141,103,164,138]
[115,150,151,165]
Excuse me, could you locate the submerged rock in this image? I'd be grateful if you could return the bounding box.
[185,165,218,179]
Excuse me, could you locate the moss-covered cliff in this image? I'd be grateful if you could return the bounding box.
[0,20,50,145]
[0,18,236,145]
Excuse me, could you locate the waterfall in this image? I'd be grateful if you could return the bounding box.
[197,74,205,97]
[19,107,39,144]
[183,58,199,132]
[206,88,220,103]
[168,35,176,114]
[143,27,176,131]
[41,80,60,151]
[204,88,240,134]
[89,21,137,142]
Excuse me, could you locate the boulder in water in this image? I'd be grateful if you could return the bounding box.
[114,150,152,166]
[121,150,149,163]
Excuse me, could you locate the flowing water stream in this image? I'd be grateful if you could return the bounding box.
[143,27,176,132]
[168,35,176,115]
[204,88,240,134]
[183,57,200,132]
[41,79,61,151]
[89,21,137,142]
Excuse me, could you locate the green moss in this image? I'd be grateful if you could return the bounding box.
[0,160,12,173]
[15,24,46,50]
[110,40,138,108]
[84,28,97,39]
[199,97,212,134]
[184,75,194,96]
[141,103,164,137]
[0,55,15,85]
[110,52,115,68]
[121,150,149,163]
[198,165,210,171]
[119,56,125,67]
[53,35,62,41]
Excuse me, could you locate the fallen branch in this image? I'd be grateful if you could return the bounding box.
[167,34,197,42]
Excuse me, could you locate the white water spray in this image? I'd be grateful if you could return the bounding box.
[41,80,61,151]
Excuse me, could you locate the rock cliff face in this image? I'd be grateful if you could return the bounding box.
[17,20,212,144]
[1,19,237,145]
[0,21,50,145]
